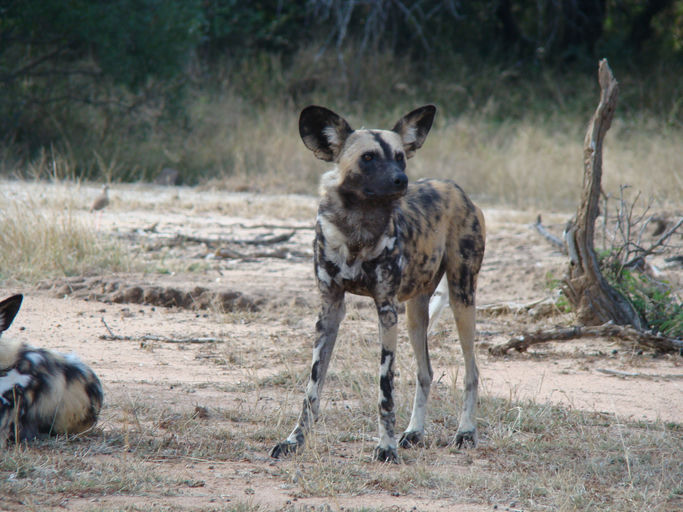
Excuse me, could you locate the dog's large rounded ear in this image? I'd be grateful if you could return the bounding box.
[299,106,353,162]
[391,105,436,158]
[0,294,23,333]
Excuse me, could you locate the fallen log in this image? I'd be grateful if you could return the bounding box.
[489,322,683,356]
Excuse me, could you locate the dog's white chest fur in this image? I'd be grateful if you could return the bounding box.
[316,214,396,286]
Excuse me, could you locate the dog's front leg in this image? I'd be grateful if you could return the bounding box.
[270,289,345,458]
[373,298,399,462]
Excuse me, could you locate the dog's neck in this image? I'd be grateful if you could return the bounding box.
[318,187,397,263]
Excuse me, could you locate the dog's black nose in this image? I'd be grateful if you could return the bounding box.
[393,173,408,189]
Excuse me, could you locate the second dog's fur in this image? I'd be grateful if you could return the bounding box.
[0,294,103,445]
[271,105,485,462]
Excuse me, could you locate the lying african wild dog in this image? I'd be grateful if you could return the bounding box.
[0,294,103,445]
[271,105,485,462]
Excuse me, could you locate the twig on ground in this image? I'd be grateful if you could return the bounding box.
[101,317,116,337]
[233,222,314,231]
[100,317,223,344]
[596,368,640,377]
[175,230,296,247]
[123,227,305,248]
[477,297,558,316]
[595,368,683,379]
[214,247,309,260]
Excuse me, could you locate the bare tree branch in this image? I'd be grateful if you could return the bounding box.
[533,215,567,253]
[393,0,431,53]
[623,217,683,268]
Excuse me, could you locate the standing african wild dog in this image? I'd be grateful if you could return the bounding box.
[0,294,103,445]
[270,105,486,462]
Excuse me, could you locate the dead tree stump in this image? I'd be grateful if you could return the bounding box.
[563,59,643,329]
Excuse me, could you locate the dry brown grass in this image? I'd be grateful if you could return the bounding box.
[0,179,318,284]
[0,188,131,283]
[171,97,682,211]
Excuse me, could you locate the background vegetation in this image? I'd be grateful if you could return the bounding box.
[1,1,682,208]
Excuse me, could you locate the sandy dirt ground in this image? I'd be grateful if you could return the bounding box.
[2,181,681,511]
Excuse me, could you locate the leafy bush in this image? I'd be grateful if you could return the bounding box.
[602,258,682,338]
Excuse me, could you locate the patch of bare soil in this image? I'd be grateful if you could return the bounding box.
[2,182,681,511]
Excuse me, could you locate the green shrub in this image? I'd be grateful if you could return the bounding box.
[603,259,682,338]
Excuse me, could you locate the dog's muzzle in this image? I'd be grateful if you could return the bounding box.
[363,169,408,199]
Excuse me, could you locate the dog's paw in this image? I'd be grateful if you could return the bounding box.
[270,441,299,459]
[398,430,424,448]
[373,445,399,463]
[455,430,477,449]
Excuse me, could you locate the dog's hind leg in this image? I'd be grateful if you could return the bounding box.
[399,294,433,449]
[450,296,479,448]
[270,290,345,458]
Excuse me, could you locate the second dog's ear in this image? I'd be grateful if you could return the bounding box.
[0,294,23,334]
[392,105,436,158]
[299,106,353,162]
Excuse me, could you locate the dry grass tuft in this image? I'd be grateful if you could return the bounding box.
[0,193,130,283]
[409,115,682,211]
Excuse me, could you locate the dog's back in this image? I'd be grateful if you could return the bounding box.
[0,295,103,444]
[394,178,485,302]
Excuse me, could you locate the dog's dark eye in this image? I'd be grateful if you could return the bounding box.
[395,153,404,162]
[362,153,374,162]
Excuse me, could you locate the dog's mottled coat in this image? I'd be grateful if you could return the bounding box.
[271,105,485,462]
[0,294,103,445]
